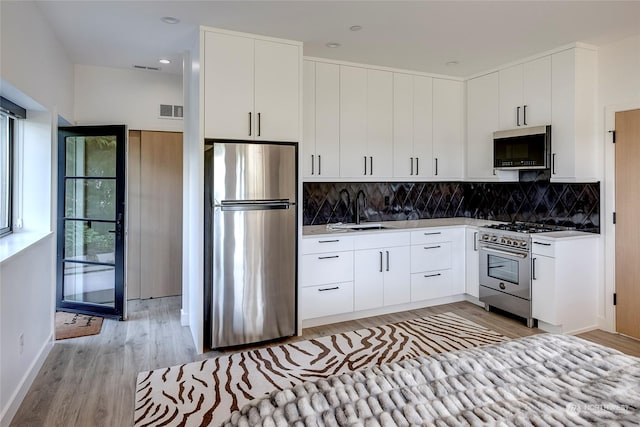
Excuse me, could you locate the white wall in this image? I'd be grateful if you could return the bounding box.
[0,1,74,122]
[74,65,183,132]
[0,2,72,425]
[0,235,55,427]
[599,34,640,332]
[183,33,205,353]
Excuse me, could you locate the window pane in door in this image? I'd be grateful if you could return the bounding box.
[65,136,117,177]
[64,220,115,262]
[63,262,115,306]
[64,179,116,220]
[487,254,519,284]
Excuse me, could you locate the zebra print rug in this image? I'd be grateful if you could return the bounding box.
[134,312,507,427]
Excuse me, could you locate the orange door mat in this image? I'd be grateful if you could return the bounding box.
[55,311,103,340]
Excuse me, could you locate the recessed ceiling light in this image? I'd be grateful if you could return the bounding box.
[326,42,341,48]
[350,25,363,31]
[159,58,171,64]
[161,16,180,24]
[446,60,459,66]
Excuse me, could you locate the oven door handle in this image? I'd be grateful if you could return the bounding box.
[481,246,528,259]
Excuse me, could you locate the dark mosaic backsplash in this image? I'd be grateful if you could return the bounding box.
[303,181,600,232]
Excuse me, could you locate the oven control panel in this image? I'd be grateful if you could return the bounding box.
[480,233,529,249]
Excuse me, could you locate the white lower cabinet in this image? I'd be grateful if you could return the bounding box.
[411,270,453,301]
[301,236,355,320]
[410,227,465,302]
[300,283,354,320]
[301,227,467,324]
[465,228,480,298]
[354,233,411,310]
[531,235,598,333]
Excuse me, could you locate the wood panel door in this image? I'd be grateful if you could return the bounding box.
[127,130,183,300]
[615,109,640,339]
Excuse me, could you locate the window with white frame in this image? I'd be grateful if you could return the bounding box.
[0,112,13,237]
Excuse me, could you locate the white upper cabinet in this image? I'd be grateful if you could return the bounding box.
[432,79,464,179]
[393,73,433,178]
[466,72,499,180]
[366,69,394,178]
[204,32,254,140]
[499,56,551,129]
[204,30,300,141]
[550,47,598,182]
[340,66,368,178]
[466,73,518,181]
[340,66,393,178]
[303,60,340,178]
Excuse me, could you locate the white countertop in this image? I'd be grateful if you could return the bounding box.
[303,219,599,240]
[303,218,498,237]
[530,230,599,240]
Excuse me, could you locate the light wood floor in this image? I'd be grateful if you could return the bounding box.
[10,297,640,426]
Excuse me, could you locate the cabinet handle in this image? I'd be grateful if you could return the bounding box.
[410,157,414,175]
[370,157,373,175]
[424,245,441,250]
[552,153,556,174]
[386,250,390,272]
[318,255,339,260]
[423,232,441,236]
[248,112,252,136]
[435,157,438,176]
[516,106,521,126]
[363,156,367,175]
[416,157,419,175]
[523,105,527,126]
[311,154,314,175]
[533,241,552,246]
[532,258,537,280]
[379,251,383,272]
[474,231,478,251]
[424,273,442,278]
[318,286,339,292]
[318,155,321,175]
[318,239,339,243]
[257,112,261,137]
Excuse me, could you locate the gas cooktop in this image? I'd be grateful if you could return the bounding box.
[483,222,570,234]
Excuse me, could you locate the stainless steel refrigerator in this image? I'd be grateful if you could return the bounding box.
[204,141,297,349]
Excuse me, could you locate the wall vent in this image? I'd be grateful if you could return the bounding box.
[159,104,184,119]
[133,65,161,71]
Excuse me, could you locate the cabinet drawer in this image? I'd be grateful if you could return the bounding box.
[531,239,555,257]
[411,242,452,273]
[301,251,353,287]
[354,232,410,250]
[300,282,354,320]
[411,270,453,302]
[410,228,456,245]
[302,236,354,254]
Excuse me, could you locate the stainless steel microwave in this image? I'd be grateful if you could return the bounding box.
[493,125,551,170]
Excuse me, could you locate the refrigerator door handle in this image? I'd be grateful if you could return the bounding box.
[219,199,293,211]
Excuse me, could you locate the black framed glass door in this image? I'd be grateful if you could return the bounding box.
[57,125,126,319]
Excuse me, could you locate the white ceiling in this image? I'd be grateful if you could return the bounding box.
[35,0,640,77]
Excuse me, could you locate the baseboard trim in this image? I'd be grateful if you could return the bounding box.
[180,309,189,326]
[0,333,53,427]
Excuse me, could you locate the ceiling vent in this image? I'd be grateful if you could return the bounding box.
[160,104,184,119]
[133,65,161,71]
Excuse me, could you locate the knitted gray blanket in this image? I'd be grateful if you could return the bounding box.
[223,334,640,426]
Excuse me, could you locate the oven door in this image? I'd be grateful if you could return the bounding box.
[479,245,531,300]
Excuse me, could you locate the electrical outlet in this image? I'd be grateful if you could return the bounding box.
[19,333,24,354]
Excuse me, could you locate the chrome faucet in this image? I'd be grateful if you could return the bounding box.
[354,190,367,224]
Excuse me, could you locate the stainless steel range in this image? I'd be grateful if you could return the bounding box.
[478,222,568,328]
